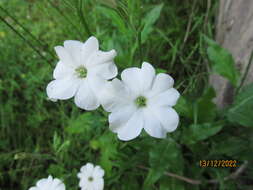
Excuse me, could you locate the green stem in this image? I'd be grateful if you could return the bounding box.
[137,29,143,65]
[193,103,198,124]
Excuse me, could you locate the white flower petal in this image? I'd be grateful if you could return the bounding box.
[46,77,80,100]
[151,73,174,95]
[93,178,104,190]
[86,163,94,171]
[79,163,95,179]
[100,79,131,112]
[152,106,179,132]
[94,166,105,178]
[143,108,167,138]
[121,67,142,95]
[88,61,118,80]
[140,62,155,92]
[30,176,65,190]
[36,178,49,188]
[116,110,144,141]
[79,178,90,189]
[109,104,137,132]
[99,83,118,112]
[85,163,95,172]
[74,80,100,110]
[56,183,66,190]
[28,187,38,190]
[54,46,76,67]
[52,178,65,190]
[87,75,106,99]
[86,50,117,67]
[53,61,74,79]
[148,88,180,107]
[64,40,83,65]
[82,36,99,65]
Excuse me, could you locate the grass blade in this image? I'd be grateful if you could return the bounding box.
[0,5,55,59]
[0,15,52,65]
[77,0,92,36]
[47,0,83,39]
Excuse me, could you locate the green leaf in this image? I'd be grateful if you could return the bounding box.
[205,36,239,86]
[227,83,253,127]
[53,132,61,152]
[65,112,95,134]
[144,169,163,189]
[211,137,249,158]
[174,96,193,119]
[96,6,128,34]
[175,88,216,123]
[55,140,70,155]
[144,139,183,187]
[47,164,65,177]
[159,177,185,190]
[52,132,70,156]
[182,123,223,145]
[141,4,163,43]
[196,87,217,123]
[95,132,118,175]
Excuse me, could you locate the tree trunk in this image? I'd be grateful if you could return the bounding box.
[210,0,253,108]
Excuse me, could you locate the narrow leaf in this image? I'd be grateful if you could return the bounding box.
[141,4,163,43]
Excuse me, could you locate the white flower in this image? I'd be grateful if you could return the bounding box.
[101,62,180,141]
[77,163,105,190]
[46,36,117,110]
[28,175,65,190]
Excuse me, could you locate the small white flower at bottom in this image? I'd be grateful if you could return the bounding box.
[77,163,105,190]
[28,175,65,190]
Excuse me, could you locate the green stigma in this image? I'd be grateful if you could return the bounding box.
[135,96,147,108]
[75,66,87,78]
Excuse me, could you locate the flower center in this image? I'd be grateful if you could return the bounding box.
[135,96,147,108]
[88,176,94,182]
[75,66,87,78]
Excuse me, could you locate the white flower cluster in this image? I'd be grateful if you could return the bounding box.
[28,163,104,190]
[46,36,180,141]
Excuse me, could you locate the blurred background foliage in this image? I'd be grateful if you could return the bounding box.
[0,0,252,189]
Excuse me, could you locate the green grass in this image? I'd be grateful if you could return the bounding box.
[1,0,253,190]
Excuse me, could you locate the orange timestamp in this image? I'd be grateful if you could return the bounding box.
[199,160,238,168]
